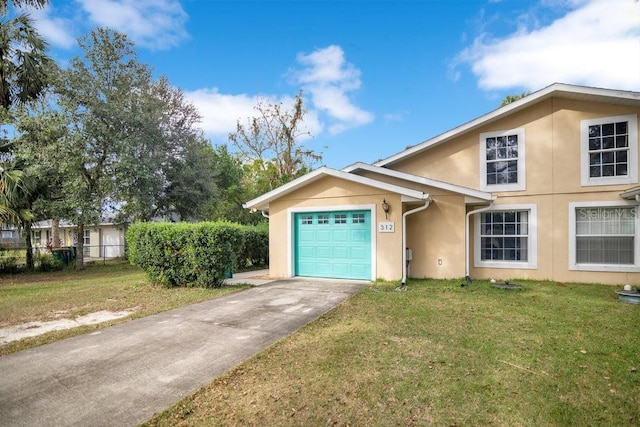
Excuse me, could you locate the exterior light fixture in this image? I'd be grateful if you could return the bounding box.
[382,199,390,219]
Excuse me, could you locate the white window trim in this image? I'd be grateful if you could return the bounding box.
[287,204,377,280]
[474,204,537,270]
[568,201,640,272]
[580,114,638,187]
[479,128,526,192]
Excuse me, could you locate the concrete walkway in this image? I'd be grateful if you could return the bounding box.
[0,277,368,427]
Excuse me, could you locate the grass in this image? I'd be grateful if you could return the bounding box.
[0,262,249,356]
[144,278,640,426]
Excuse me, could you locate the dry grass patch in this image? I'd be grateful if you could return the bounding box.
[145,279,639,426]
[0,262,249,355]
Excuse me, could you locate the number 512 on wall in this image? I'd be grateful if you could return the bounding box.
[378,222,395,233]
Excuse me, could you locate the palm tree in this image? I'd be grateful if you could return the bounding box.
[0,11,53,110]
[0,1,48,13]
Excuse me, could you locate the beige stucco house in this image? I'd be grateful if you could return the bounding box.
[244,83,640,285]
[32,219,127,259]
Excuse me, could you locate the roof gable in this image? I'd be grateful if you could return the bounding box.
[243,167,429,211]
[343,162,494,201]
[375,83,640,167]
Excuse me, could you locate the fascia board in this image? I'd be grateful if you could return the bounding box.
[375,83,640,167]
[347,162,493,201]
[243,166,428,211]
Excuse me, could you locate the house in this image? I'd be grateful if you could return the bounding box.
[32,219,127,259]
[243,83,640,285]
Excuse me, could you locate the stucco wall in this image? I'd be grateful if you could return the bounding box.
[266,176,405,281]
[393,97,640,285]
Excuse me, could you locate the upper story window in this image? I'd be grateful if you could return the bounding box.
[580,114,638,186]
[480,128,526,192]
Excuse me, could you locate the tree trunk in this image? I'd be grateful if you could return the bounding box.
[24,221,34,270]
[52,218,60,247]
[75,223,84,270]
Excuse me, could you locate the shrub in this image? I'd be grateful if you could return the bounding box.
[0,253,21,273]
[127,221,245,288]
[236,223,269,270]
[35,253,64,272]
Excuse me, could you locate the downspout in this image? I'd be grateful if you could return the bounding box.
[261,211,270,219]
[465,201,494,280]
[401,196,432,287]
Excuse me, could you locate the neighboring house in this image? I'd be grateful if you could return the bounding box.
[243,83,640,285]
[32,219,127,259]
[0,223,21,248]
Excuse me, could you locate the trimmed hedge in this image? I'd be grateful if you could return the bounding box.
[235,222,269,270]
[127,221,247,288]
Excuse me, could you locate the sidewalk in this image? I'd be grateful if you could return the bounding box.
[224,269,274,286]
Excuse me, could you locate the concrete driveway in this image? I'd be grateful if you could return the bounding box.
[0,277,368,427]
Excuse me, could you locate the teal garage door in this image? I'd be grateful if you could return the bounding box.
[294,210,371,280]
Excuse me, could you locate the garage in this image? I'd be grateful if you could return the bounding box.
[294,210,372,280]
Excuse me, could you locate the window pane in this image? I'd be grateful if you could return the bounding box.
[615,121,627,134]
[589,125,601,137]
[616,135,628,148]
[601,123,614,136]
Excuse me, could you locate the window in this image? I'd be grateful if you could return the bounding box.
[474,204,537,269]
[581,114,638,186]
[83,229,91,256]
[301,215,313,225]
[318,214,329,225]
[34,231,41,245]
[352,213,365,224]
[480,129,525,192]
[334,214,347,224]
[569,202,639,271]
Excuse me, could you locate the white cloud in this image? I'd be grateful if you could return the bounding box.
[291,45,374,135]
[455,0,640,91]
[184,88,322,141]
[76,0,189,50]
[31,6,77,49]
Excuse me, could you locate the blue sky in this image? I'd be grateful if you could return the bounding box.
[23,0,640,169]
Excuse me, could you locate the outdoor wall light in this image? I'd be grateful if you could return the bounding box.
[382,199,390,219]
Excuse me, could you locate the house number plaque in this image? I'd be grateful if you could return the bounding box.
[378,222,395,233]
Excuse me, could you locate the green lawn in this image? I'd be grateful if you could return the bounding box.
[0,262,248,355]
[145,279,640,426]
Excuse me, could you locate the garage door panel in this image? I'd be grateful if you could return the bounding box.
[316,230,332,241]
[317,246,332,258]
[333,230,349,242]
[333,246,349,258]
[298,246,316,258]
[350,247,368,260]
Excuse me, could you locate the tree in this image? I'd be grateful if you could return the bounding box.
[0,2,53,110]
[53,28,155,269]
[228,91,321,191]
[52,28,220,268]
[0,0,49,12]
[499,92,530,107]
[0,0,53,265]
